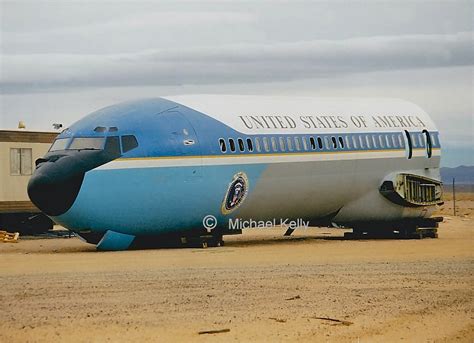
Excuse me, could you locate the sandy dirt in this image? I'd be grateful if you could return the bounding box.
[0,196,473,342]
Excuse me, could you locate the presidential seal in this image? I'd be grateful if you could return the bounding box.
[221,172,249,215]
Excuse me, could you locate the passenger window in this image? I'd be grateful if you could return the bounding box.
[331,137,337,149]
[423,130,432,158]
[338,137,344,149]
[379,135,385,148]
[418,134,424,147]
[287,137,293,151]
[352,136,358,149]
[398,134,404,148]
[324,137,330,149]
[372,135,378,148]
[229,138,236,152]
[255,137,261,152]
[263,137,270,152]
[219,138,227,153]
[246,138,253,152]
[317,137,323,149]
[344,136,350,149]
[365,135,371,149]
[431,134,438,147]
[359,136,365,149]
[391,134,397,148]
[294,137,301,151]
[410,133,418,148]
[302,137,308,151]
[271,137,278,151]
[121,135,138,153]
[309,137,316,150]
[385,135,391,148]
[238,138,245,152]
[279,137,286,151]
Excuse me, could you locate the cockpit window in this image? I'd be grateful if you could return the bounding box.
[105,136,121,156]
[49,138,70,151]
[121,135,138,153]
[68,137,105,150]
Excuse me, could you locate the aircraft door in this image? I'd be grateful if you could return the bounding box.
[403,130,413,159]
[156,110,202,179]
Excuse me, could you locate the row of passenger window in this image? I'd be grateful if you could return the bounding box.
[218,131,437,154]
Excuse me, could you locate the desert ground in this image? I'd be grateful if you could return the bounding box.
[0,193,473,342]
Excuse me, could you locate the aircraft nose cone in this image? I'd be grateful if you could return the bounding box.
[28,160,85,216]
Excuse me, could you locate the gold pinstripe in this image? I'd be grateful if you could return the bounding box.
[116,148,440,162]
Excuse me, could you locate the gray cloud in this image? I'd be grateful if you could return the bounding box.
[2,32,472,93]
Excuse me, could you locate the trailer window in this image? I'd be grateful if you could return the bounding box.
[49,138,69,151]
[10,148,32,176]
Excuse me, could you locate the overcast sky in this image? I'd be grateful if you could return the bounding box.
[0,0,472,166]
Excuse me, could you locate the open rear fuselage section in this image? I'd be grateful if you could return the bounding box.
[27,95,442,250]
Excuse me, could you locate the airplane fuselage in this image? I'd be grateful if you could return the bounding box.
[27,95,442,250]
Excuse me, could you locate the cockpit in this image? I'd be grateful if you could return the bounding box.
[49,135,138,155]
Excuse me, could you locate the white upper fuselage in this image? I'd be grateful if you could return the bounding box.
[167,95,437,135]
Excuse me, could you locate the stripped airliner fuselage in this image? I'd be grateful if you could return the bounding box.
[28,95,443,250]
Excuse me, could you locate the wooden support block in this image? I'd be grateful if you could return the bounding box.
[1,231,20,243]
